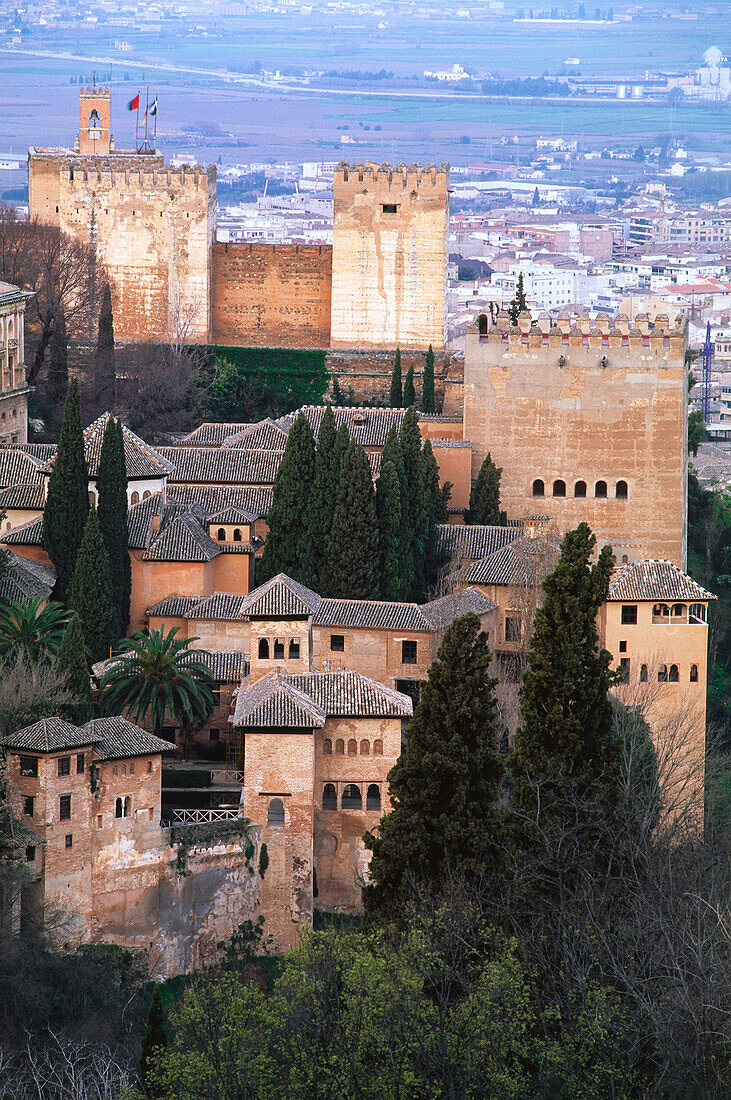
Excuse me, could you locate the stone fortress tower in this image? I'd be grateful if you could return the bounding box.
[330,162,449,351]
[28,85,216,343]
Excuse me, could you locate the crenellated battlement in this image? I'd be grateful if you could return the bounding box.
[60,162,214,193]
[334,160,450,194]
[466,309,687,353]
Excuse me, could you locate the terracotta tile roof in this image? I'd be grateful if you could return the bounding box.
[0,813,45,848]
[186,592,247,619]
[0,483,46,509]
[220,419,290,451]
[143,511,222,563]
[607,560,716,602]
[175,423,252,447]
[313,598,431,632]
[200,649,249,683]
[467,537,560,587]
[13,443,57,462]
[38,413,174,480]
[207,506,258,525]
[167,485,273,519]
[1,717,95,752]
[158,447,284,486]
[82,717,175,760]
[368,452,382,481]
[232,669,327,728]
[436,523,519,562]
[239,574,322,618]
[0,552,55,602]
[127,493,161,549]
[232,669,412,726]
[420,586,496,627]
[146,594,201,618]
[283,406,407,448]
[1,515,44,547]
[0,448,46,489]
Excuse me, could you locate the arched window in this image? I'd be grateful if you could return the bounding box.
[335,739,344,755]
[640,664,648,682]
[532,478,544,498]
[289,639,300,660]
[574,480,587,498]
[347,739,357,756]
[258,638,269,659]
[671,604,686,621]
[658,664,668,682]
[268,798,285,826]
[233,528,242,542]
[323,738,332,755]
[322,784,337,811]
[360,739,370,755]
[373,739,383,756]
[342,784,362,810]
[690,664,699,683]
[273,639,284,660]
[616,480,628,499]
[366,784,381,811]
[552,479,566,498]
[115,797,123,818]
[131,491,139,505]
[143,491,151,500]
[595,480,607,499]
[621,554,628,564]
[217,527,226,541]
[652,604,670,624]
[478,313,488,335]
[669,664,679,682]
[88,108,101,129]
[123,796,131,817]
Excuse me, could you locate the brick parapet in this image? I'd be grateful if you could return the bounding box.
[467,311,687,357]
[334,160,450,195]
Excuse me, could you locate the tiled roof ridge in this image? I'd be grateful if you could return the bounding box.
[608,558,716,601]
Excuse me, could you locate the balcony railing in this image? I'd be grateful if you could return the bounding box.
[168,808,244,824]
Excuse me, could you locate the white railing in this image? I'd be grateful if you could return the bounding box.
[169,808,243,823]
[210,769,245,785]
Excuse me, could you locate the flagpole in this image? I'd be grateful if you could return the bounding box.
[153,95,157,152]
[144,87,149,150]
[135,100,139,152]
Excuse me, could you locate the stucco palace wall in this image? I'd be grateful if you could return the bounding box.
[211,243,332,347]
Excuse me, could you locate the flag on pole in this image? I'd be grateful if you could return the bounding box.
[127,93,140,111]
[149,97,158,117]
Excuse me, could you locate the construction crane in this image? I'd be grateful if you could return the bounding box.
[701,321,713,423]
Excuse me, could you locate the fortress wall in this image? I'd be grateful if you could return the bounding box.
[211,242,332,347]
[462,313,688,566]
[324,347,455,406]
[330,162,449,350]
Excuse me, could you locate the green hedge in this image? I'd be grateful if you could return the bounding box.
[199,346,329,420]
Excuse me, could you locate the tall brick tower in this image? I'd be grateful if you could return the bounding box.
[330,162,449,350]
[77,85,112,155]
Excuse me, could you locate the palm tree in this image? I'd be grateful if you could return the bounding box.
[97,627,216,746]
[0,598,70,665]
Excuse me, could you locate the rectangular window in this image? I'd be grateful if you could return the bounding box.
[330,634,345,653]
[25,845,35,863]
[619,658,630,683]
[209,728,220,741]
[504,615,522,643]
[402,640,418,665]
[65,834,73,849]
[147,760,153,773]
[23,795,34,817]
[211,691,221,707]
[619,640,627,653]
[57,757,71,778]
[19,755,38,778]
[59,794,71,821]
[76,753,85,774]
[97,815,103,829]
[382,203,398,213]
[621,605,637,625]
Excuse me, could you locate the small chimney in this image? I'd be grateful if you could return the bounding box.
[150,513,160,534]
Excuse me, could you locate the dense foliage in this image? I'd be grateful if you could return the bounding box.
[0,597,69,665]
[258,412,318,587]
[465,451,506,525]
[68,508,115,664]
[96,417,131,637]
[42,379,89,603]
[389,347,402,408]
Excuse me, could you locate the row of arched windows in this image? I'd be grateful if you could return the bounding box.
[322,783,381,811]
[216,527,245,542]
[130,490,153,505]
[115,796,132,818]
[258,638,301,660]
[636,663,698,683]
[533,479,628,500]
[323,738,383,756]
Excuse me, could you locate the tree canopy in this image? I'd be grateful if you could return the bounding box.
[42,379,89,604]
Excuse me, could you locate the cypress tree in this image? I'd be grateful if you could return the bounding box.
[422,439,451,593]
[465,452,507,526]
[258,412,318,587]
[509,523,620,812]
[380,427,410,601]
[399,406,428,601]
[376,459,402,602]
[97,417,131,638]
[47,307,68,405]
[422,344,436,414]
[43,379,90,604]
[364,613,504,923]
[68,508,115,664]
[55,611,92,723]
[403,365,415,408]
[323,440,379,599]
[389,347,402,408]
[310,405,340,588]
[94,283,116,407]
[140,984,168,1091]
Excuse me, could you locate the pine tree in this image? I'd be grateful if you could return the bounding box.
[68,508,115,664]
[465,452,507,525]
[389,347,402,408]
[364,613,504,923]
[55,612,92,723]
[508,273,528,327]
[94,283,116,408]
[140,984,168,1091]
[403,365,415,408]
[422,344,436,414]
[399,407,428,600]
[376,459,402,602]
[258,412,318,587]
[47,308,68,405]
[43,379,90,604]
[509,523,620,812]
[422,439,451,592]
[310,406,340,588]
[380,427,410,601]
[323,440,379,599]
[97,417,131,638]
